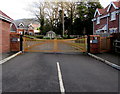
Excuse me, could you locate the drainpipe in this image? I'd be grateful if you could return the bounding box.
[93,21,94,35]
[107,14,109,35]
[118,8,120,33]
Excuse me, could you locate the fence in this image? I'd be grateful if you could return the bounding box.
[112,33,120,53]
[100,37,111,53]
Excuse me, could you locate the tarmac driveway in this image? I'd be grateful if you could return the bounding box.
[2,52,119,93]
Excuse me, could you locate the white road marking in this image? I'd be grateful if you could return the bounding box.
[0,51,22,64]
[57,62,65,94]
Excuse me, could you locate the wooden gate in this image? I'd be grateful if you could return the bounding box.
[100,37,111,52]
[23,36,87,53]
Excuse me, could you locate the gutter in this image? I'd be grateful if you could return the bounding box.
[88,53,120,70]
[0,14,13,23]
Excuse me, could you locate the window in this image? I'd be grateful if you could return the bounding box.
[109,28,117,34]
[111,12,116,21]
[19,31,23,35]
[96,30,100,34]
[96,17,100,24]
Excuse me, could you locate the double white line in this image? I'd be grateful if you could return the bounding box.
[57,62,65,94]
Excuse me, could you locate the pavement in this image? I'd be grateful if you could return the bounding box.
[2,52,119,93]
[0,52,18,60]
[93,52,120,66]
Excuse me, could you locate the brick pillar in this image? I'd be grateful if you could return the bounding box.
[10,33,20,51]
[90,35,100,53]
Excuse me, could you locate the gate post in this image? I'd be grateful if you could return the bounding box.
[20,35,23,52]
[87,35,90,53]
[10,33,20,52]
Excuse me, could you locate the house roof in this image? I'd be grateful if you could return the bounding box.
[47,31,55,34]
[107,2,119,12]
[113,1,120,7]
[94,1,120,18]
[10,23,17,31]
[102,5,109,15]
[0,10,13,22]
[32,24,40,29]
[94,8,102,17]
[14,19,40,29]
[98,9,105,14]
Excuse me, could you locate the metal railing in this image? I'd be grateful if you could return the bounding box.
[114,40,120,53]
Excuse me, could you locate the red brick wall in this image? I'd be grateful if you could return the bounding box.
[17,29,24,34]
[0,20,10,53]
[108,5,119,33]
[28,29,34,33]
[109,6,116,13]
[96,12,100,17]
[90,35,100,53]
[17,29,24,32]
[94,14,119,32]
[108,14,119,33]
[94,17,107,33]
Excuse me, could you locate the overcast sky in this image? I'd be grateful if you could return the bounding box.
[0,0,116,20]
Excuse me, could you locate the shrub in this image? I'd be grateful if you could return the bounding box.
[35,35,44,39]
[57,37,63,39]
[43,37,51,39]
[63,36,74,39]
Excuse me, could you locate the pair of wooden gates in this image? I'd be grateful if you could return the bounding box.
[23,36,87,53]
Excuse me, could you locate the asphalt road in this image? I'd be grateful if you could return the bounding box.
[2,52,119,93]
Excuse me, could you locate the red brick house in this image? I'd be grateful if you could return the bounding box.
[0,10,13,53]
[16,22,34,35]
[14,19,40,35]
[92,0,120,37]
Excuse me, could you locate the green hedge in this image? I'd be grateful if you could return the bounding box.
[35,35,44,39]
[63,36,75,39]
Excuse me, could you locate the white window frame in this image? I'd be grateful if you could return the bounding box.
[19,31,23,35]
[111,12,116,21]
[96,17,100,24]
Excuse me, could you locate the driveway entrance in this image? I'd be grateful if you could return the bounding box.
[23,37,87,53]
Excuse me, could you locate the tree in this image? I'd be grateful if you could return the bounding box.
[73,18,83,35]
[63,2,77,37]
[30,0,103,36]
[86,1,103,35]
[75,1,103,35]
[34,2,46,34]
